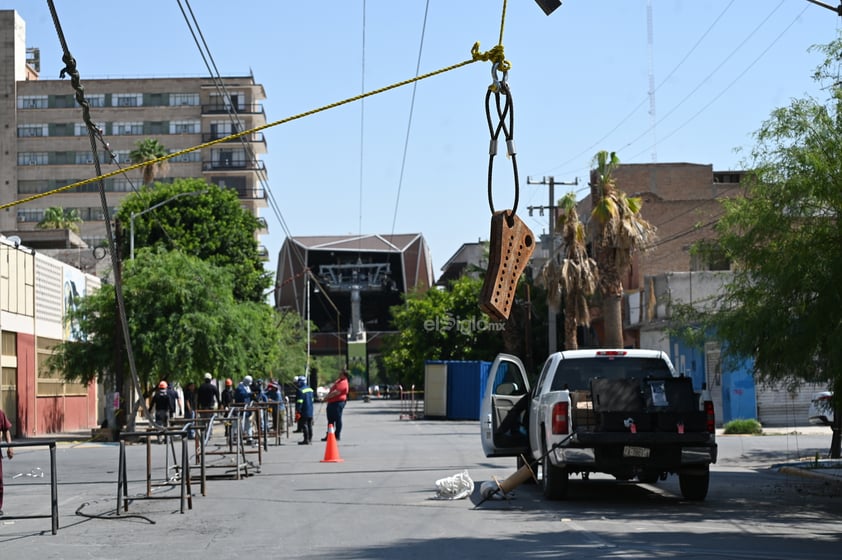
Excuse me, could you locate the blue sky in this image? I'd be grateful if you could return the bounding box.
[8,1,841,278]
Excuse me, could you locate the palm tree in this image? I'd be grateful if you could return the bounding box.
[129,138,169,185]
[589,151,656,348]
[555,192,598,350]
[37,206,83,234]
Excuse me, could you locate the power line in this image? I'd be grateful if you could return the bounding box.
[627,2,807,162]
[358,0,367,253]
[620,1,787,158]
[175,0,337,322]
[391,0,431,238]
[544,0,738,175]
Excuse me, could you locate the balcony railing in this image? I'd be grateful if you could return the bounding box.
[202,132,266,148]
[202,160,266,172]
[219,186,266,201]
[201,103,265,116]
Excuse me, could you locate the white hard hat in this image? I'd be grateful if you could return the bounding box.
[244,375,253,384]
[204,372,212,380]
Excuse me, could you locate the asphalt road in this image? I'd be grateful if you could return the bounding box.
[1,400,840,560]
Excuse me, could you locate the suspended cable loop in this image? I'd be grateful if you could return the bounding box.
[485,68,518,216]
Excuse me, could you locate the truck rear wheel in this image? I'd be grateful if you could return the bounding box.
[637,469,660,484]
[678,468,710,501]
[541,443,568,500]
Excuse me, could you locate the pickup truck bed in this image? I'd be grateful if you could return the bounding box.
[481,350,718,501]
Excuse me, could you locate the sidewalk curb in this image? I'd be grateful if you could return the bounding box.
[775,465,842,485]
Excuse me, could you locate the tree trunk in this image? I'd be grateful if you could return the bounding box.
[564,297,578,350]
[598,249,625,349]
[831,412,841,459]
[602,292,624,348]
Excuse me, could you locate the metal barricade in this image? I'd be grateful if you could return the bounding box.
[0,440,60,534]
[252,398,287,446]
[201,409,251,479]
[226,404,264,467]
[399,384,423,420]
[117,429,195,514]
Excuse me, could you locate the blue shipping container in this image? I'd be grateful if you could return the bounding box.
[446,361,491,420]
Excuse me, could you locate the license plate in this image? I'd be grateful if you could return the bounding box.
[623,446,650,458]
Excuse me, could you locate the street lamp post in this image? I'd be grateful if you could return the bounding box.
[129,190,204,259]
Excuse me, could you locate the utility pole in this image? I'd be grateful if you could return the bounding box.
[527,175,578,354]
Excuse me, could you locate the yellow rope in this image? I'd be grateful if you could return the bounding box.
[2,36,511,212]
[499,0,508,47]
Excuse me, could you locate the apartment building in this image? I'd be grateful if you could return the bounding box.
[0,10,269,249]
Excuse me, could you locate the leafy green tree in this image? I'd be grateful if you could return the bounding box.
[37,206,82,234]
[48,250,304,428]
[241,305,310,383]
[129,138,169,185]
[117,178,271,302]
[382,276,506,387]
[698,36,842,457]
[589,150,656,348]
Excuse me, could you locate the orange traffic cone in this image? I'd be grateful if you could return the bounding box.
[321,423,344,463]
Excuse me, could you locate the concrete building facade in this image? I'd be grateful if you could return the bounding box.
[1,10,268,250]
[1,234,101,437]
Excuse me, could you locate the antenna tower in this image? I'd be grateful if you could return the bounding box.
[647,0,657,163]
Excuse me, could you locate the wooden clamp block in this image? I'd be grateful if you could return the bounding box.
[480,210,535,321]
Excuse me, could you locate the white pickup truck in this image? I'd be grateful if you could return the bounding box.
[481,349,717,501]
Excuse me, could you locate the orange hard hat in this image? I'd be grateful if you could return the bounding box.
[225,378,233,386]
[158,381,168,389]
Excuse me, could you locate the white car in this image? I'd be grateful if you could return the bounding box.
[808,391,835,426]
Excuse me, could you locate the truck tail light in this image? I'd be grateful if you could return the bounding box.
[704,400,715,434]
[552,402,569,434]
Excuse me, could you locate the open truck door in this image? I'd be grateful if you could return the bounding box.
[481,353,531,457]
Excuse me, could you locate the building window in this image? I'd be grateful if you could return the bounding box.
[52,94,76,108]
[111,150,132,164]
[75,152,95,165]
[19,179,84,195]
[87,94,105,108]
[169,150,201,163]
[209,121,241,139]
[78,207,117,221]
[17,124,48,137]
[18,180,48,194]
[17,209,44,223]
[211,175,246,190]
[74,122,105,136]
[210,92,245,110]
[113,122,143,135]
[112,93,142,107]
[169,93,199,106]
[112,178,133,192]
[170,120,200,134]
[17,95,48,109]
[17,152,48,165]
[211,148,244,168]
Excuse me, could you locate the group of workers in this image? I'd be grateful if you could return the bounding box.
[148,373,285,444]
[148,368,350,445]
